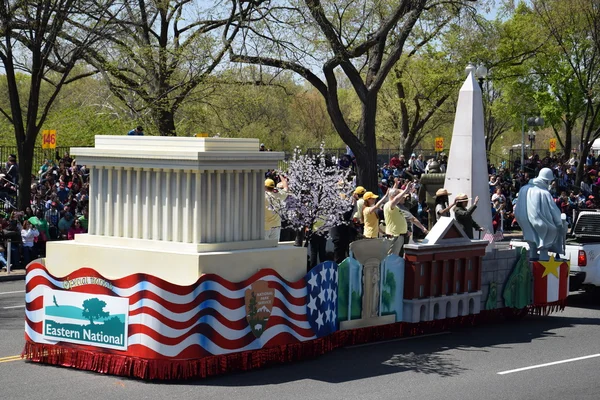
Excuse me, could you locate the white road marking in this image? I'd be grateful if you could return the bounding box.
[0,290,25,295]
[348,331,451,349]
[498,353,600,375]
[1,305,25,309]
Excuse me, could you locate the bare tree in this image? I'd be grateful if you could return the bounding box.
[0,0,119,209]
[230,0,476,190]
[82,0,263,136]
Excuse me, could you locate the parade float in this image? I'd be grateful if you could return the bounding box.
[22,66,570,380]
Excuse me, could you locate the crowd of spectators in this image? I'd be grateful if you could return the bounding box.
[373,150,600,234]
[0,152,89,270]
[2,143,599,271]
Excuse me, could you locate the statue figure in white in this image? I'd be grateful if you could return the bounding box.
[515,167,568,261]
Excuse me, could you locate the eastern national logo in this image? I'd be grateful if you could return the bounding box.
[42,288,129,351]
[244,281,274,338]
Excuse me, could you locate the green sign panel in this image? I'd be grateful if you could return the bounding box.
[42,288,129,351]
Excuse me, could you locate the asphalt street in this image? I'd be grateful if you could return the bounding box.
[2,280,600,400]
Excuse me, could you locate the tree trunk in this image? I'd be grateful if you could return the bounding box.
[576,147,589,185]
[155,108,177,136]
[564,120,573,158]
[354,99,379,191]
[17,140,35,211]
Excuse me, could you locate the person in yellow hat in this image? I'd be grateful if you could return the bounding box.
[352,186,367,224]
[362,191,389,238]
[453,193,483,239]
[264,176,288,241]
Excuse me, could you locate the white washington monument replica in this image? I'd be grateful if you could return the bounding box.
[444,64,494,235]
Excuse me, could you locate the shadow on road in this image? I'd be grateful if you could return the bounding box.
[163,305,600,387]
[567,291,600,310]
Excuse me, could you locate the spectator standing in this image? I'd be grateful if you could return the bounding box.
[128,125,144,136]
[58,212,74,239]
[33,211,50,257]
[6,155,18,184]
[78,208,89,230]
[21,220,39,266]
[57,182,70,203]
[67,219,86,240]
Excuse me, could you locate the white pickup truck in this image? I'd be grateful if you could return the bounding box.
[509,210,600,292]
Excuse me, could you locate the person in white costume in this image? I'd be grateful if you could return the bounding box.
[515,167,568,261]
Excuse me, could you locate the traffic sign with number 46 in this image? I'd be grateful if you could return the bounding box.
[42,130,57,149]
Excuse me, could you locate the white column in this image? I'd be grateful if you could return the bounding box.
[144,169,152,240]
[89,166,96,235]
[184,171,192,243]
[194,171,201,243]
[250,170,258,240]
[134,169,142,239]
[153,168,162,241]
[242,171,250,240]
[225,171,233,242]
[215,171,222,242]
[233,171,241,241]
[163,169,172,241]
[115,167,123,237]
[256,170,265,240]
[206,170,213,242]
[105,167,113,236]
[124,168,132,238]
[173,170,182,242]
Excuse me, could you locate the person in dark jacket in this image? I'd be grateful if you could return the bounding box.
[453,193,484,239]
[330,203,354,264]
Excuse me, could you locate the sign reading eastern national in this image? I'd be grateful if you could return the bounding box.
[42,288,129,351]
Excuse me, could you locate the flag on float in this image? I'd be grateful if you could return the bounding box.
[482,229,504,243]
[532,256,569,305]
[24,262,324,359]
[306,261,338,337]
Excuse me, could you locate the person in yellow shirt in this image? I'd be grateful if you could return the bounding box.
[362,191,390,238]
[264,177,288,241]
[383,182,428,255]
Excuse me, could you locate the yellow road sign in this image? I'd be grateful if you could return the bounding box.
[42,130,57,149]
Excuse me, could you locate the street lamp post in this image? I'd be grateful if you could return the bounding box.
[528,129,536,151]
[520,115,544,172]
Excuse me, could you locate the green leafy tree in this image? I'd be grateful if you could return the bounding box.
[0,0,119,210]
[533,0,600,183]
[81,298,110,325]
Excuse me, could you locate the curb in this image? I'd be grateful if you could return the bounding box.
[0,271,26,282]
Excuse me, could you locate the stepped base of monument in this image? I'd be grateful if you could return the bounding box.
[45,240,308,284]
[22,308,533,381]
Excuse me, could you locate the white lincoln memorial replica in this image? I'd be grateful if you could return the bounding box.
[45,136,306,284]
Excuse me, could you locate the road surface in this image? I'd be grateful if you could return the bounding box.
[1,280,599,400]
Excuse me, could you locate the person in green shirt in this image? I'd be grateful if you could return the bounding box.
[32,211,50,257]
[78,208,88,231]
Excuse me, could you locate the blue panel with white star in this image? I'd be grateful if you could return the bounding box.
[306,261,338,337]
